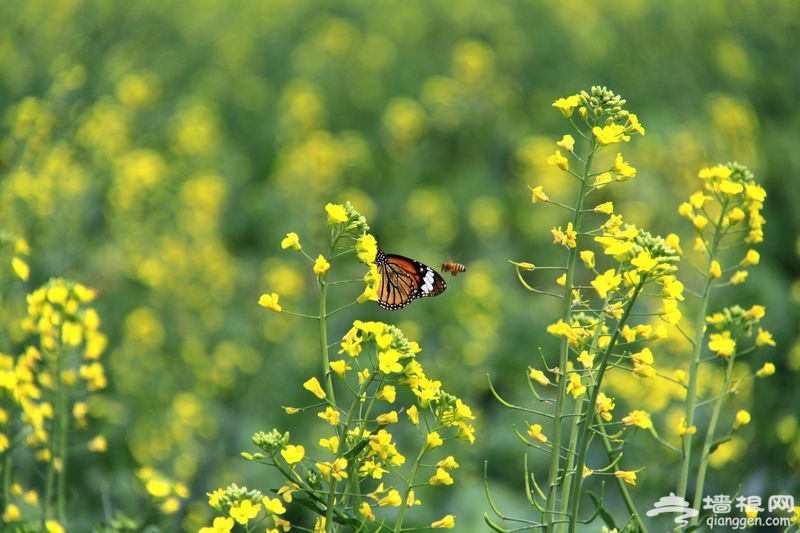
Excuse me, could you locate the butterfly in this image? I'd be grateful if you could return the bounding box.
[441,262,466,276]
[375,249,447,310]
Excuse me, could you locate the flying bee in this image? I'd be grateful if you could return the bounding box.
[441,262,466,276]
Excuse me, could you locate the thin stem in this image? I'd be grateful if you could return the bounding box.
[394,438,428,532]
[677,205,727,502]
[545,139,596,531]
[567,279,646,533]
[595,415,648,533]
[318,276,337,533]
[690,351,736,524]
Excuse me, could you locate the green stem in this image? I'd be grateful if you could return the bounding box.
[318,276,338,533]
[677,205,727,502]
[595,415,648,532]
[567,279,646,533]
[690,351,736,524]
[545,142,595,530]
[676,274,712,501]
[394,438,428,532]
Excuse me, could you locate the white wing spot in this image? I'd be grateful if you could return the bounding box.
[421,268,435,293]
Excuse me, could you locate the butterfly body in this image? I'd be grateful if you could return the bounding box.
[441,262,466,276]
[376,249,446,310]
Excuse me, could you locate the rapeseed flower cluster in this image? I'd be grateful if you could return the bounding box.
[495,88,774,532]
[207,202,473,531]
[1,275,108,528]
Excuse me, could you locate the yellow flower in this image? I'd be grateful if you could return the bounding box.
[359,501,376,521]
[530,185,549,204]
[377,385,396,403]
[631,251,658,273]
[229,500,261,525]
[88,435,107,452]
[303,377,327,399]
[429,467,454,486]
[719,179,744,195]
[316,457,348,481]
[199,516,234,533]
[313,254,330,276]
[552,95,580,117]
[594,202,614,215]
[740,249,760,266]
[426,431,443,450]
[527,423,548,444]
[406,405,419,426]
[592,123,630,145]
[11,257,29,281]
[625,113,645,135]
[708,260,722,278]
[356,233,378,264]
[730,270,748,285]
[693,214,709,231]
[755,328,775,347]
[556,134,575,151]
[745,304,766,319]
[45,520,65,533]
[660,298,682,325]
[676,417,697,437]
[622,410,653,430]
[612,153,636,180]
[547,150,569,171]
[378,348,403,374]
[263,496,286,515]
[591,269,621,299]
[734,410,751,429]
[329,360,350,378]
[577,350,594,369]
[376,411,399,425]
[258,292,282,312]
[325,203,348,224]
[756,362,775,378]
[437,456,460,469]
[593,171,613,189]
[319,436,338,453]
[280,232,302,251]
[615,470,637,486]
[318,406,340,425]
[708,331,736,357]
[595,392,615,421]
[551,222,577,248]
[378,489,402,507]
[565,372,586,399]
[579,250,596,269]
[2,503,21,522]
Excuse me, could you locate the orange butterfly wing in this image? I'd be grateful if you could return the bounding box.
[376,250,446,310]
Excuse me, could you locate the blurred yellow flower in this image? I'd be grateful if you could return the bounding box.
[280,232,302,251]
[313,255,330,276]
[258,292,282,312]
[615,470,637,486]
[325,203,348,224]
[303,375,328,399]
[281,444,305,466]
[552,95,580,117]
[431,514,456,528]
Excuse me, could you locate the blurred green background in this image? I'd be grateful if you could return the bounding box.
[1,0,799,530]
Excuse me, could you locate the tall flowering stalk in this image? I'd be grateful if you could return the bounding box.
[675,163,771,524]
[488,87,682,532]
[1,267,108,530]
[201,202,474,532]
[488,89,775,533]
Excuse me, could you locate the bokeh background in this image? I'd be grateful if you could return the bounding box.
[1,0,799,530]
